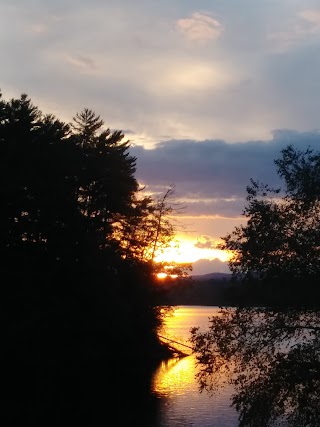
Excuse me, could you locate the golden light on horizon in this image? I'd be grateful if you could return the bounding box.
[154,236,232,265]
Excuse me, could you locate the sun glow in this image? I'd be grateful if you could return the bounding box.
[157,272,178,280]
[154,236,232,264]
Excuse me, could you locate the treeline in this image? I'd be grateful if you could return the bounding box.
[155,276,234,306]
[0,92,180,424]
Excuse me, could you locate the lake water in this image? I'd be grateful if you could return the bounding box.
[152,306,240,427]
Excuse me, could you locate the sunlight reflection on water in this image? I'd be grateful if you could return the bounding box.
[152,306,239,427]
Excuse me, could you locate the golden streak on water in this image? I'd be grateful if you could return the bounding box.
[154,306,229,395]
[153,356,196,396]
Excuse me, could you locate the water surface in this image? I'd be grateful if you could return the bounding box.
[152,306,239,427]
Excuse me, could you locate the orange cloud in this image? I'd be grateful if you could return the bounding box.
[194,235,218,249]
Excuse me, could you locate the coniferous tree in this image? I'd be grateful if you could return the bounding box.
[0,92,178,424]
[0,93,86,282]
[71,108,139,252]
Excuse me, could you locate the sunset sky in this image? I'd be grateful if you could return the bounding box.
[1,0,320,274]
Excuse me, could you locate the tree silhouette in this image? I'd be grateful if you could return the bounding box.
[219,144,320,304]
[71,108,139,252]
[190,307,320,427]
[115,185,176,261]
[190,145,320,426]
[0,93,86,281]
[0,92,178,424]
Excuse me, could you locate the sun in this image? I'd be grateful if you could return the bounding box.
[157,272,168,279]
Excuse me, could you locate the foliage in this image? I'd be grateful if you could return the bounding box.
[0,91,181,280]
[190,307,320,427]
[219,144,320,302]
[71,108,139,248]
[0,91,179,423]
[112,185,179,263]
[190,145,320,426]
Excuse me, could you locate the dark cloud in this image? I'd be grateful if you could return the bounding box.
[130,130,320,217]
[174,197,246,217]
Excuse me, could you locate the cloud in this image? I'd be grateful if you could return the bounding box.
[194,235,218,249]
[268,8,320,52]
[173,198,245,217]
[131,130,320,218]
[65,54,97,72]
[299,9,320,28]
[147,60,234,94]
[1,1,320,150]
[176,12,224,43]
[29,24,47,34]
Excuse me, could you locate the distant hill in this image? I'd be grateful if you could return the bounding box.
[191,272,232,281]
[158,272,237,306]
